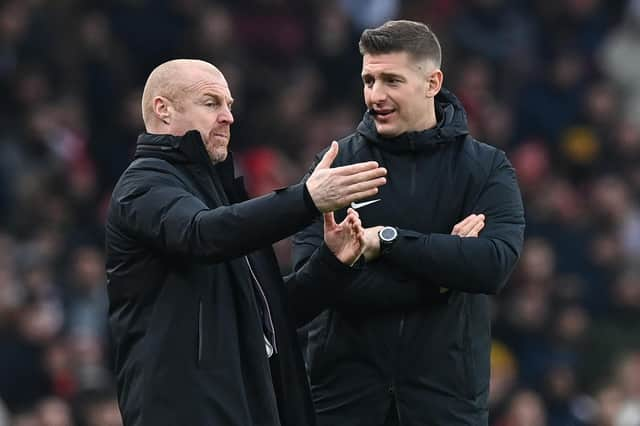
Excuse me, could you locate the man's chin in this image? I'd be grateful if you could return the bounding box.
[375,123,401,138]
[207,148,228,164]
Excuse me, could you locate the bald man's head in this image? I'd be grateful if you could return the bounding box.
[139,59,235,163]
[141,59,224,129]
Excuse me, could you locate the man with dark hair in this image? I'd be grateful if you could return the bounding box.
[105,59,387,426]
[293,20,525,426]
[359,19,442,68]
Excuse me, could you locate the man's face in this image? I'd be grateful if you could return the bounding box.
[362,52,435,137]
[167,68,234,163]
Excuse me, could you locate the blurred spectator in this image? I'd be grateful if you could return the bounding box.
[0,302,54,412]
[544,0,611,57]
[612,352,640,425]
[543,361,591,425]
[590,175,640,263]
[453,57,494,136]
[510,141,551,196]
[581,271,640,392]
[36,397,73,426]
[233,0,308,64]
[63,245,108,340]
[516,49,586,144]
[496,389,548,426]
[338,0,400,31]
[593,384,624,426]
[310,2,362,103]
[73,388,122,426]
[452,0,534,69]
[489,340,519,421]
[600,0,640,122]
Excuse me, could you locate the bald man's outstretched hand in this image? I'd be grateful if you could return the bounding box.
[306,141,387,213]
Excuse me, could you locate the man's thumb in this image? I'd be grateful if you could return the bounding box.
[323,211,336,230]
[316,141,339,169]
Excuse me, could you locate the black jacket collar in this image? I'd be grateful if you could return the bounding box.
[357,88,470,153]
[133,130,246,202]
[134,130,212,165]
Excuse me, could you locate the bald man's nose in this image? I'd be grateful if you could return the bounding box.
[218,107,234,124]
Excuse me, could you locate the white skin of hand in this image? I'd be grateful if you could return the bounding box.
[323,208,365,266]
[362,226,384,262]
[306,141,387,213]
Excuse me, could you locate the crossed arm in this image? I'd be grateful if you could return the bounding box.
[292,213,488,314]
[291,152,525,318]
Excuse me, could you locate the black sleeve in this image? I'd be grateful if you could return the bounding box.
[111,165,316,262]
[385,152,525,294]
[285,243,363,327]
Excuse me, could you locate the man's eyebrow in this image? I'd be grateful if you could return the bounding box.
[379,72,404,79]
[361,72,404,79]
[202,92,234,105]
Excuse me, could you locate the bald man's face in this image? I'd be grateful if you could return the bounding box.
[166,67,234,163]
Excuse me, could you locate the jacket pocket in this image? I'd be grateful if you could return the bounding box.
[320,310,337,359]
[306,310,336,380]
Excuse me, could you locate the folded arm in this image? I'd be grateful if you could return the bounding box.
[384,154,525,294]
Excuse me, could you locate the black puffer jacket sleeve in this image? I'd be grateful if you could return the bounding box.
[286,243,363,326]
[110,162,316,262]
[386,151,525,294]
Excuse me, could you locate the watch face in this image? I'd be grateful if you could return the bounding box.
[380,227,397,242]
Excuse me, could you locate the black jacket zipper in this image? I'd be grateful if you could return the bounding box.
[244,256,278,355]
[136,143,175,151]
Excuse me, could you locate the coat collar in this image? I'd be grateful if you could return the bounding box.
[134,130,247,203]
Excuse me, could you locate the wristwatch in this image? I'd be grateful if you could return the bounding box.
[378,226,398,255]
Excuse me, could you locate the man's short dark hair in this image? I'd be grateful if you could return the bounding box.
[359,20,442,68]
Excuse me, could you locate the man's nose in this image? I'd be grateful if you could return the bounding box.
[218,106,234,124]
[369,81,387,104]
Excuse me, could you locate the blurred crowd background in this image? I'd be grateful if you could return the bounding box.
[0,0,639,425]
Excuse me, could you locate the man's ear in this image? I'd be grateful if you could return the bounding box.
[153,96,172,124]
[426,69,444,98]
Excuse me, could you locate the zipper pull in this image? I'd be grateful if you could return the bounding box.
[264,334,274,358]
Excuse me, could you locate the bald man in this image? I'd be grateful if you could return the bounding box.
[105,59,387,426]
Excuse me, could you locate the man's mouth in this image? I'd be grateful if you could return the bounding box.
[372,109,395,119]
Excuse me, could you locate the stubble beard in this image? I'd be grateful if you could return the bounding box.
[205,140,229,164]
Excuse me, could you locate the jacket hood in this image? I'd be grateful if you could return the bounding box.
[357,88,469,153]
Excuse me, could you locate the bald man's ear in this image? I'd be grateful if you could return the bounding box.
[153,96,172,124]
[426,69,444,98]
